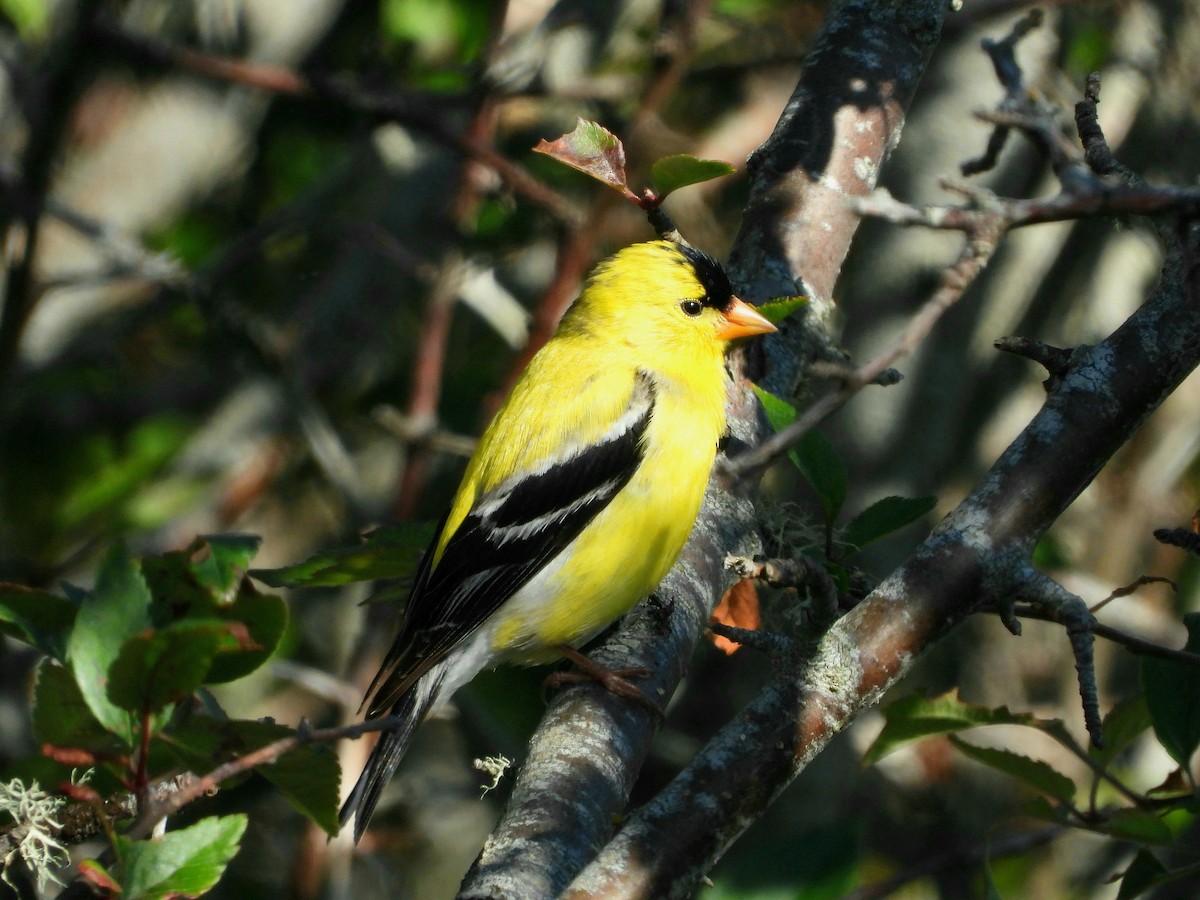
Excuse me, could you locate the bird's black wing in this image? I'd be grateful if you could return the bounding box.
[363,373,656,716]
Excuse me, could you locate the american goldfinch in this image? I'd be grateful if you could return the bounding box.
[341,239,775,840]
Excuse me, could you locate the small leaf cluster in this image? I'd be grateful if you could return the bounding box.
[868,642,1200,900]
[78,816,247,900]
[753,384,935,590]
[0,536,341,897]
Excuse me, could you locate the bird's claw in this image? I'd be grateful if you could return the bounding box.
[543,646,664,718]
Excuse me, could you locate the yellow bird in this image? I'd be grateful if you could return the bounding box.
[341,240,776,840]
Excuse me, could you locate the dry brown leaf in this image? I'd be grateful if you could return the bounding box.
[709,578,761,655]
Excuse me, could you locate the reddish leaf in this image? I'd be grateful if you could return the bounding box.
[1147,767,1190,796]
[42,744,99,767]
[223,620,261,652]
[58,781,102,804]
[78,860,121,896]
[710,578,761,655]
[533,119,633,198]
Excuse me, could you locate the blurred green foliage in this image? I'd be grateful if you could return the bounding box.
[0,0,46,37]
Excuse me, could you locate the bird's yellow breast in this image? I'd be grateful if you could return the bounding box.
[485,345,728,661]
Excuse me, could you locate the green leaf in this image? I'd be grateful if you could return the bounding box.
[824,560,850,595]
[140,549,214,624]
[233,720,341,836]
[382,0,457,45]
[67,543,153,747]
[533,119,630,196]
[750,385,847,522]
[141,541,288,683]
[163,720,254,793]
[948,734,1077,803]
[202,586,287,683]
[77,858,122,895]
[1117,849,1167,900]
[752,383,796,431]
[1024,794,1073,826]
[107,621,237,715]
[864,691,1041,765]
[1092,696,1153,768]
[648,154,734,198]
[1032,533,1071,569]
[191,534,262,604]
[165,719,340,836]
[32,660,120,751]
[981,838,1003,900]
[0,582,78,660]
[116,814,246,899]
[380,0,491,65]
[1141,612,1200,768]
[251,523,434,588]
[1064,24,1112,82]
[795,429,848,525]
[755,296,807,325]
[1105,808,1174,846]
[751,384,802,471]
[0,0,48,37]
[55,417,192,535]
[841,495,936,551]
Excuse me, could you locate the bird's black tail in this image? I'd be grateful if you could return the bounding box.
[339,667,446,843]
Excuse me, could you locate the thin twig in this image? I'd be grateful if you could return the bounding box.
[994,336,1072,377]
[125,713,412,841]
[1091,575,1177,614]
[728,167,1200,479]
[1010,569,1102,746]
[961,10,1071,176]
[393,250,466,519]
[1074,72,1140,185]
[1045,719,1152,811]
[371,406,477,458]
[0,0,106,393]
[1014,604,1200,668]
[854,182,1200,231]
[725,213,1004,477]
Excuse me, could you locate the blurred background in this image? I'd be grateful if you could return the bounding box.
[1,0,1199,897]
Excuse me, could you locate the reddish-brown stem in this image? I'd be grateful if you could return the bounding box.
[393,257,462,519]
[492,216,598,406]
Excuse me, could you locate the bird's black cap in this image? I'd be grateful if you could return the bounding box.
[678,244,735,312]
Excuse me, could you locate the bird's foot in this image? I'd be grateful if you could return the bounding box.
[543,645,664,718]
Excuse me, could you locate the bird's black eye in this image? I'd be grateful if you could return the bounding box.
[681,299,703,317]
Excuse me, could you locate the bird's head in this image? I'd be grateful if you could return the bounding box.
[566,241,776,357]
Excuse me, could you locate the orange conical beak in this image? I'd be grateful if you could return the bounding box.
[716,297,777,340]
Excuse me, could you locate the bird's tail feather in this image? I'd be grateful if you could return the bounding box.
[339,666,446,843]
